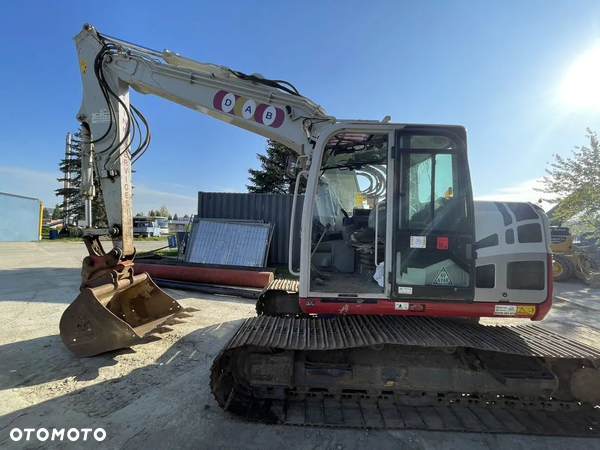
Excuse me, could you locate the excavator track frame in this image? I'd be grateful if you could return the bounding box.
[210,314,600,437]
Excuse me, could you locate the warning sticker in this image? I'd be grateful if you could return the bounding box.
[516,305,535,316]
[355,193,367,205]
[437,237,449,250]
[92,109,110,124]
[397,286,413,295]
[432,267,454,286]
[410,236,426,249]
[494,305,517,316]
[394,302,409,310]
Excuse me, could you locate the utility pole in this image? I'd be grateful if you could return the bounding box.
[59,132,73,235]
[64,132,72,226]
[65,131,93,229]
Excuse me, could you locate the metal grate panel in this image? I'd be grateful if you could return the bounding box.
[185,219,273,267]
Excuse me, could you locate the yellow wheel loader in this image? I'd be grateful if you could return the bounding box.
[550,226,600,287]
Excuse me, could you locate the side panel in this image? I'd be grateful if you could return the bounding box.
[474,201,550,303]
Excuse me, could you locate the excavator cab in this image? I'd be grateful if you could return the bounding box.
[308,126,475,304]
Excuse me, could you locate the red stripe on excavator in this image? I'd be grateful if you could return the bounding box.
[300,254,554,321]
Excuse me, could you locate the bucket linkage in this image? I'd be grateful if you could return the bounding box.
[60,237,184,357]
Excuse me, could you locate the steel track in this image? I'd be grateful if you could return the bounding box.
[211,315,600,437]
[221,386,600,436]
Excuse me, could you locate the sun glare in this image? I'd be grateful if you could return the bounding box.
[560,43,600,109]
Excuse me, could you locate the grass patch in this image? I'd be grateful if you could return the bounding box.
[153,248,178,257]
[136,247,178,258]
[41,225,170,242]
[135,236,169,241]
[274,265,299,279]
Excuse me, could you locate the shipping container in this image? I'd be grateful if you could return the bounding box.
[197,192,304,266]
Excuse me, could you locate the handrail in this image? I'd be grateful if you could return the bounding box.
[374,198,379,267]
[288,170,309,277]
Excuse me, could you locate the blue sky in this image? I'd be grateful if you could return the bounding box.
[1,0,599,216]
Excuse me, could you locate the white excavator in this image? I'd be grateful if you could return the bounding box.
[59,24,600,436]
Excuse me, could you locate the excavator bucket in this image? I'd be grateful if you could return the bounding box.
[572,249,600,288]
[587,270,600,288]
[60,272,183,357]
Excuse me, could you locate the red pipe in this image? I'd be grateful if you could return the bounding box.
[134,263,274,288]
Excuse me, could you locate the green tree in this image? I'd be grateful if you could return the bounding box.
[537,128,600,234]
[43,208,52,220]
[173,213,179,220]
[148,210,155,217]
[158,205,169,217]
[136,212,145,216]
[55,129,108,227]
[168,214,173,220]
[247,139,305,194]
[183,214,190,219]
[51,204,62,220]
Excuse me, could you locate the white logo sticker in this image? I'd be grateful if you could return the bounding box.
[494,305,517,316]
[241,99,256,119]
[394,302,409,310]
[410,236,426,249]
[432,267,454,286]
[221,93,236,113]
[397,286,413,295]
[262,106,277,126]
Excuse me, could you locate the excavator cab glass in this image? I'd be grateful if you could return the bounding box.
[310,132,389,295]
[393,128,475,301]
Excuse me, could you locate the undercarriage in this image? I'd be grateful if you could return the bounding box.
[210,309,600,436]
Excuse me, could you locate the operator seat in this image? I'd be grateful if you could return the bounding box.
[342,201,386,245]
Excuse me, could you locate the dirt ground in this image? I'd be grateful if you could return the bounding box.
[1,241,599,450]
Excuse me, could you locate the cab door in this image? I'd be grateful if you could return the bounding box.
[392,127,475,301]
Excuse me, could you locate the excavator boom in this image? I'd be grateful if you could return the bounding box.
[74,23,333,256]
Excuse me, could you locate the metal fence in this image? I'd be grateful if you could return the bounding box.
[197,192,304,266]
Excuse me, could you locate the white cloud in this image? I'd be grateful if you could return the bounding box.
[0,165,199,216]
[0,166,62,206]
[132,184,198,216]
[213,186,238,193]
[474,178,558,211]
[131,184,243,215]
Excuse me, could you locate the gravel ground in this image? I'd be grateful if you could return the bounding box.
[0,241,599,450]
